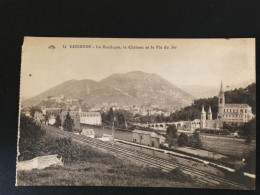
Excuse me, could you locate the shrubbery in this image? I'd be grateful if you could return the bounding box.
[63,112,74,132]
[188,131,202,148]
[19,114,110,164]
[197,128,229,135]
[37,137,110,164]
[165,125,178,147]
[176,131,202,149]
[177,133,189,147]
[101,108,129,129]
[169,167,193,182]
[19,114,46,161]
[238,118,256,143]
[222,122,238,132]
[239,149,256,174]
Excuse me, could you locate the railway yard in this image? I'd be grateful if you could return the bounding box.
[42,124,252,190]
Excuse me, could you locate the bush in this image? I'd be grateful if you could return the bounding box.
[170,167,193,182]
[188,131,202,149]
[18,116,110,164]
[222,122,238,132]
[63,112,74,132]
[238,118,256,143]
[38,137,105,164]
[165,125,178,147]
[19,114,46,161]
[196,128,229,135]
[239,149,256,174]
[177,133,189,146]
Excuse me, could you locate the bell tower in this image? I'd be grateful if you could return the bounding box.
[200,104,206,129]
[208,105,212,120]
[218,81,225,107]
[218,81,225,121]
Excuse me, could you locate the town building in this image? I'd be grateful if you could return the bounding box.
[42,108,61,116]
[80,128,95,138]
[132,130,166,148]
[163,111,171,117]
[21,107,31,117]
[80,111,102,126]
[200,81,254,129]
[34,111,45,123]
[60,109,102,130]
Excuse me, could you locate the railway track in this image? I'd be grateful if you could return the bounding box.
[42,124,249,190]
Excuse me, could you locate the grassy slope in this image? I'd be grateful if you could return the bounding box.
[17,161,195,187]
[17,136,202,187]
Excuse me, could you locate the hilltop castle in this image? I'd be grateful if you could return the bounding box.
[200,81,254,129]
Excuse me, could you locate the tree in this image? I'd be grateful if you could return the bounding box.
[165,124,178,147]
[101,112,107,125]
[63,112,74,132]
[44,115,48,124]
[156,115,163,123]
[223,122,237,132]
[54,115,62,128]
[117,113,125,128]
[167,124,178,138]
[178,133,189,147]
[106,108,114,125]
[238,118,256,143]
[19,114,46,160]
[189,131,202,148]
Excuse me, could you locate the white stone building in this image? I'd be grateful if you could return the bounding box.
[80,112,102,126]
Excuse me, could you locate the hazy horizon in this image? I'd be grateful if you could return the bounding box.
[20,37,255,99]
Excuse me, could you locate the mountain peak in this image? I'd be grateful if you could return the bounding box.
[23,71,195,107]
[125,71,147,75]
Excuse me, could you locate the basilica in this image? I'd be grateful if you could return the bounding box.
[200,81,254,129]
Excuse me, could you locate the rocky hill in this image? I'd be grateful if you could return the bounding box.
[22,71,195,107]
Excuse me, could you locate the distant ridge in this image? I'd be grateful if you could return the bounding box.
[22,71,195,108]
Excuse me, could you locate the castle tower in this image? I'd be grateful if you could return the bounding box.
[200,104,206,129]
[208,105,212,120]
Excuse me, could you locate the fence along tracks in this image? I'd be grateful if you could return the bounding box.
[43,124,248,190]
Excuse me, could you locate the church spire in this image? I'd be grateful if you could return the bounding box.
[208,105,212,120]
[219,80,223,94]
[218,80,225,107]
[201,104,205,112]
[201,104,206,129]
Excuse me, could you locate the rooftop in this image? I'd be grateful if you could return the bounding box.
[224,104,251,108]
[132,130,165,139]
[80,112,101,117]
[81,129,95,135]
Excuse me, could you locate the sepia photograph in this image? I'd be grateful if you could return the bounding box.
[16,37,256,189]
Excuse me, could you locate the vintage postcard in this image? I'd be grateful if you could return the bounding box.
[17,37,256,189]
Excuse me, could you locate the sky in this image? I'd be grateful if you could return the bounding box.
[20,37,255,98]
